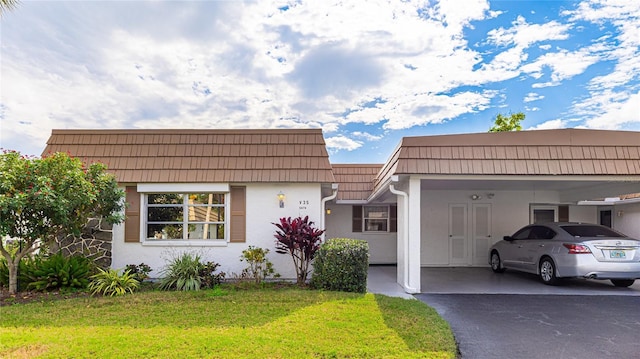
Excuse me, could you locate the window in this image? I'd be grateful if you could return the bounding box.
[352,205,397,233]
[145,193,225,240]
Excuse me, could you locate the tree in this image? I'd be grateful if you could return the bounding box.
[0,151,125,294]
[489,112,525,132]
[0,0,19,16]
[273,216,325,285]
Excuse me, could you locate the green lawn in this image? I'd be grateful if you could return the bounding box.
[0,287,457,358]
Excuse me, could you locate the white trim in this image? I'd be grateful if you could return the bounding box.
[141,240,228,247]
[578,197,640,205]
[137,183,230,193]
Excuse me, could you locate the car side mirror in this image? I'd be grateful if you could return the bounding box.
[503,236,514,241]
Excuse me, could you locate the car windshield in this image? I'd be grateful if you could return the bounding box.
[560,225,624,238]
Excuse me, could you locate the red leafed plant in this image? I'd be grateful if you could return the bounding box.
[273,216,325,285]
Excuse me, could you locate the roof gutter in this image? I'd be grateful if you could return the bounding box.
[320,184,339,240]
[389,176,419,294]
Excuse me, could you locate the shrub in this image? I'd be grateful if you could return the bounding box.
[124,263,152,282]
[159,252,203,291]
[88,268,139,296]
[26,253,93,291]
[311,238,369,293]
[0,255,37,291]
[159,252,225,291]
[240,246,278,284]
[273,216,325,285]
[199,261,226,289]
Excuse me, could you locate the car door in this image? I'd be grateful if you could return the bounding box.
[501,227,532,270]
[520,226,557,274]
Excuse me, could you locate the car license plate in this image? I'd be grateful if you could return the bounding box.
[610,250,626,259]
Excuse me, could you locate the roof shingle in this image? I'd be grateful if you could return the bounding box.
[43,129,335,184]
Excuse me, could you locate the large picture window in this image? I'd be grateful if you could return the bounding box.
[146,193,225,240]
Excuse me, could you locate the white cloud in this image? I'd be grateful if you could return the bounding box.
[583,91,640,129]
[523,92,544,102]
[325,135,363,151]
[522,47,601,87]
[486,16,570,48]
[528,119,568,130]
[352,131,383,141]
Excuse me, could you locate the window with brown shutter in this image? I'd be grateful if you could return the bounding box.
[352,205,363,232]
[353,205,397,233]
[124,186,140,243]
[229,186,246,243]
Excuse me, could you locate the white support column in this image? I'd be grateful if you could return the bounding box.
[407,177,422,292]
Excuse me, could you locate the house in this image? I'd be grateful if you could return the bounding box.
[43,128,640,292]
[43,129,336,280]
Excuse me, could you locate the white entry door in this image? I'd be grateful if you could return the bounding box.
[449,203,492,266]
[449,204,468,265]
[472,204,492,266]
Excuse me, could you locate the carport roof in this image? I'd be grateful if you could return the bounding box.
[373,129,640,197]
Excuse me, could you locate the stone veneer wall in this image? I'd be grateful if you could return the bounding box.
[52,218,113,268]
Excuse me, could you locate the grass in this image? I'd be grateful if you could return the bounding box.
[0,286,457,358]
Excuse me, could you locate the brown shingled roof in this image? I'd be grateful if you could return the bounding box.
[374,129,640,194]
[332,164,383,202]
[43,129,335,183]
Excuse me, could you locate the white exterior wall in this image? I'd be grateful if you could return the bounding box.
[324,204,397,264]
[420,189,560,266]
[613,202,640,238]
[111,183,322,279]
[568,205,597,222]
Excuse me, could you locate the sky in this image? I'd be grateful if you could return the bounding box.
[1,0,639,163]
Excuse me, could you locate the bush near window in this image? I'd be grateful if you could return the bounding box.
[311,238,369,293]
[124,263,152,282]
[159,252,225,291]
[88,268,139,297]
[26,253,94,291]
[240,246,278,284]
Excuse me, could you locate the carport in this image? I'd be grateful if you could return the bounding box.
[365,129,640,294]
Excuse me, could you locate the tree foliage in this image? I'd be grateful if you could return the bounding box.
[273,216,325,285]
[489,112,525,132]
[0,0,19,16]
[0,150,125,293]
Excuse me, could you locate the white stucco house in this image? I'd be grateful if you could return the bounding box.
[44,128,640,292]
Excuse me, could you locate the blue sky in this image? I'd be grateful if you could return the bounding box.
[1,0,638,163]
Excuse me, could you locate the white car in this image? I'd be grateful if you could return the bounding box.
[489,222,640,287]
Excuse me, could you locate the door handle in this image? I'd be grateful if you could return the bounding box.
[539,244,545,247]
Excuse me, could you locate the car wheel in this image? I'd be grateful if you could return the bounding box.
[539,257,558,285]
[611,279,635,288]
[490,251,505,273]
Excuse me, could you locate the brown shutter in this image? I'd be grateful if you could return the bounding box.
[230,186,246,243]
[124,186,140,243]
[389,205,397,232]
[559,205,569,222]
[352,205,363,232]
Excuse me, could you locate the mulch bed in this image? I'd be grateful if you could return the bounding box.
[0,289,90,306]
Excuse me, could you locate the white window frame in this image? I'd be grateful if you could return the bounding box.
[363,205,390,232]
[138,184,230,246]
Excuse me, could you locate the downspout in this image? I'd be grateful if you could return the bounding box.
[320,184,339,240]
[389,179,419,293]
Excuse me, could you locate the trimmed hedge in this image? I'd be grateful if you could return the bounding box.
[311,238,369,293]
